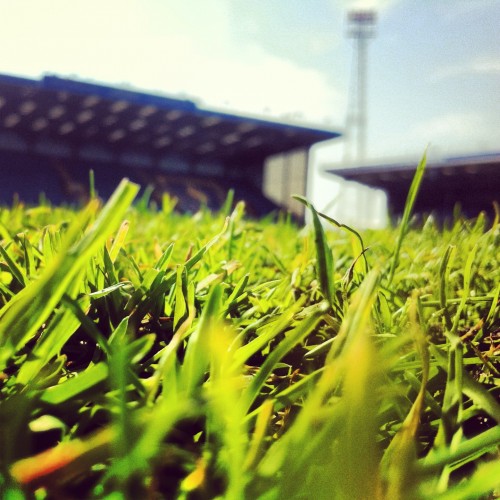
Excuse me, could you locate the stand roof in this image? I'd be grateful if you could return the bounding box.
[0,73,339,167]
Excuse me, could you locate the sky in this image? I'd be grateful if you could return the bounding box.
[0,0,498,224]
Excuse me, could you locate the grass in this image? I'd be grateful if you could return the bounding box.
[0,159,498,499]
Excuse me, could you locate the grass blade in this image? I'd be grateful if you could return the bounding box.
[0,180,139,370]
[388,149,427,285]
[293,195,335,307]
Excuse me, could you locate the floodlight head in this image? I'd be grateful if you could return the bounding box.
[347,9,377,38]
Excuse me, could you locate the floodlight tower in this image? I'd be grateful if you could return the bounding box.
[344,10,377,163]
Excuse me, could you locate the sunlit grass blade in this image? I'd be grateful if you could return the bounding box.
[293,195,335,307]
[102,400,195,493]
[243,399,274,472]
[40,363,109,406]
[450,244,477,336]
[388,149,427,285]
[232,296,305,367]
[429,244,478,489]
[314,209,369,275]
[427,458,500,500]
[173,265,189,330]
[418,425,500,474]
[241,303,326,415]
[439,245,456,331]
[381,294,430,500]
[429,345,500,425]
[205,323,249,499]
[255,272,379,499]
[180,283,222,395]
[16,294,91,386]
[10,427,113,491]
[0,179,139,370]
[153,242,174,271]
[87,168,96,200]
[0,243,27,287]
[221,188,235,217]
[108,219,130,263]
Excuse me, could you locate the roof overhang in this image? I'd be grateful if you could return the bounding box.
[326,153,500,216]
[0,73,340,167]
[326,154,500,191]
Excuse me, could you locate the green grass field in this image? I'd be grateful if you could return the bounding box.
[0,157,499,499]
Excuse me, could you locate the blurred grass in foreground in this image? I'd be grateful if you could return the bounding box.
[0,159,498,499]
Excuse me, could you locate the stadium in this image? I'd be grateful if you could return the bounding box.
[0,73,339,218]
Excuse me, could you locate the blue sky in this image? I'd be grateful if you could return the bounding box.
[0,0,498,221]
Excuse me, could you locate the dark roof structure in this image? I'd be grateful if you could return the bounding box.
[326,153,500,220]
[0,73,338,168]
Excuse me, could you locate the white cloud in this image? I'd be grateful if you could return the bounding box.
[337,0,401,12]
[432,56,500,80]
[407,112,500,155]
[176,45,344,122]
[439,0,499,22]
[0,0,343,125]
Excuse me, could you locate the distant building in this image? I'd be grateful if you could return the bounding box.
[326,153,500,222]
[0,74,340,217]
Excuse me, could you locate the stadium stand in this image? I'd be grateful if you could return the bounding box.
[327,153,500,222]
[0,73,340,217]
